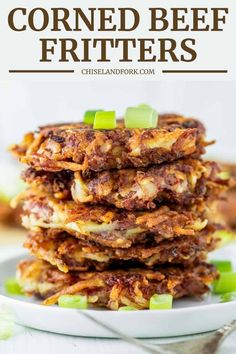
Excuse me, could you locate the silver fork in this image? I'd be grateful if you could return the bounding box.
[80,311,236,354]
[159,320,236,354]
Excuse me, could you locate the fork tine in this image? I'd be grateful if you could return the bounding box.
[161,319,236,354]
[214,319,236,347]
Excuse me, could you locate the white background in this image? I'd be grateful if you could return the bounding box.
[0,80,235,164]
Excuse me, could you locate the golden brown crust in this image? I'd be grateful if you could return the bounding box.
[20,190,208,248]
[22,168,73,200]
[10,115,207,174]
[17,258,218,309]
[24,229,217,273]
[22,159,228,210]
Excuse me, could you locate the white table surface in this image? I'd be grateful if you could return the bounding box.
[0,246,236,354]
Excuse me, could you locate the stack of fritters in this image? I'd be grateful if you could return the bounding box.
[11,114,229,310]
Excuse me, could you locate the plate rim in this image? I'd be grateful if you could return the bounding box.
[1,249,236,316]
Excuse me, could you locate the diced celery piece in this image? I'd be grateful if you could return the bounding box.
[124,107,158,128]
[58,295,88,309]
[0,321,14,340]
[93,111,116,129]
[83,110,103,125]
[220,292,236,303]
[0,308,14,340]
[217,171,230,180]
[118,306,137,311]
[149,294,173,310]
[4,278,23,296]
[213,272,236,294]
[137,104,151,109]
[211,260,233,272]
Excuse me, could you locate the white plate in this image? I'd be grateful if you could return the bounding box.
[1,249,236,338]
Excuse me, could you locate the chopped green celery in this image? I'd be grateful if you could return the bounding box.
[4,278,23,296]
[137,105,158,126]
[83,110,103,125]
[124,107,158,128]
[213,272,236,294]
[118,306,138,311]
[137,104,151,109]
[220,292,236,303]
[152,109,158,125]
[0,321,14,340]
[58,295,88,309]
[93,111,116,129]
[217,171,231,180]
[214,230,234,248]
[0,307,14,340]
[149,294,173,310]
[211,260,233,272]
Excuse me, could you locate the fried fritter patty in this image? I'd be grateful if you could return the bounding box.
[20,190,208,248]
[10,115,207,174]
[22,159,228,210]
[17,259,218,309]
[24,229,217,273]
